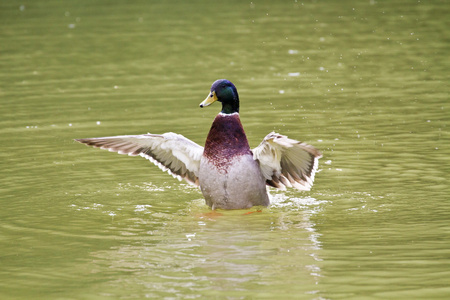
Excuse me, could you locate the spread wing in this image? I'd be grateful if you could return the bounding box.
[252,132,322,191]
[75,132,204,186]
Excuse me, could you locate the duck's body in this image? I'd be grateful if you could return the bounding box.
[76,79,322,210]
[199,113,269,209]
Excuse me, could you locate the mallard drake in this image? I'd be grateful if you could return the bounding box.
[76,79,322,210]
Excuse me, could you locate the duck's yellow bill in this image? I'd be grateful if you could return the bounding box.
[199,91,218,108]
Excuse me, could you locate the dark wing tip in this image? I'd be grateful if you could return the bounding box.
[74,138,104,148]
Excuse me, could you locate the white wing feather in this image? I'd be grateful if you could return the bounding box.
[75,133,204,186]
[253,132,322,191]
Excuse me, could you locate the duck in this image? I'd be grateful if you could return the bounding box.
[75,79,322,210]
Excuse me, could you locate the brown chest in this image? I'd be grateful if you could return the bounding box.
[203,114,252,172]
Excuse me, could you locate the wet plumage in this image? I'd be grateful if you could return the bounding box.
[75,79,322,210]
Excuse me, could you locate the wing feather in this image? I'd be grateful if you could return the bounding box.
[253,132,322,191]
[75,132,204,186]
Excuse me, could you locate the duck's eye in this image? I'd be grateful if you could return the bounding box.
[210,93,213,98]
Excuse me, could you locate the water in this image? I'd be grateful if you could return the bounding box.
[1,0,448,299]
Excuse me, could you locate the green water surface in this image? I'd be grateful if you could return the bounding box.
[1,1,449,299]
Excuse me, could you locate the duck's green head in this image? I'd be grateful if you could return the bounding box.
[199,79,239,114]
